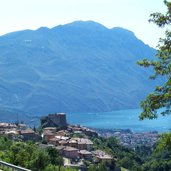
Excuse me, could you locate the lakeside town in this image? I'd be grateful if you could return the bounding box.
[95,129,159,148]
[0,113,160,170]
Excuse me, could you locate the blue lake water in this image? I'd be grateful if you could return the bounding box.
[67,109,171,132]
[2,108,170,133]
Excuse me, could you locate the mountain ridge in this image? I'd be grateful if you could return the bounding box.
[0,21,158,115]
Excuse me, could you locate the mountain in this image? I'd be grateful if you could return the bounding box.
[0,20,158,115]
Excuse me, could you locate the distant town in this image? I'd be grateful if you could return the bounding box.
[95,128,159,148]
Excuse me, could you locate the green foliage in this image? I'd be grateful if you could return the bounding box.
[29,150,50,171]
[135,145,153,160]
[98,162,108,171]
[70,133,84,138]
[0,137,64,171]
[91,136,143,170]
[0,136,12,151]
[156,132,171,151]
[137,0,171,120]
[88,162,109,171]
[1,135,171,171]
[0,166,11,171]
[91,135,171,171]
[46,146,63,166]
[88,164,98,171]
[142,150,171,171]
[44,164,58,171]
[137,2,171,170]
[44,165,77,171]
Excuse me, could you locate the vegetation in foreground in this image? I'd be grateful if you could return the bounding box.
[137,1,171,170]
[0,136,76,171]
[138,0,171,120]
[0,134,171,171]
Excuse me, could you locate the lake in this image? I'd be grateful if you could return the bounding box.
[1,108,170,133]
[66,108,171,132]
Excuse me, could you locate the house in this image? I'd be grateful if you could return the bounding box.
[69,138,93,151]
[5,130,19,139]
[20,129,41,141]
[43,130,56,141]
[79,150,92,161]
[63,146,79,159]
[58,140,68,146]
[48,135,69,146]
[38,143,54,149]
[43,127,57,133]
[18,124,27,130]
[77,138,93,151]
[56,136,69,145]
[55,135,70,141]
[83,128,98,137]
[56,146,65,155]
[92,150,113,163]
[56,130,69,136]
[0,123,17,134]
[68,139,78,148]
[5,130,19,135]
[48,137,59,145]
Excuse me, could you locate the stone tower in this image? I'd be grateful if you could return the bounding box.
[41,113,67,128]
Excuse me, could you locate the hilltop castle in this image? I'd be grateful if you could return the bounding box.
[41,113,67,128]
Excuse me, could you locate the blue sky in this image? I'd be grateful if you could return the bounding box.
[0,0,167,47]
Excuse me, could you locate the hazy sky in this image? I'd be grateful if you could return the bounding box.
[0,0,167,47]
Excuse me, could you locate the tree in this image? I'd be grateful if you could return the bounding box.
[98,162,107,171]
[156,132,171,151]
[46,146,63,166]
[137,0,171,120]
[29,150,50,171]
[44,164,58,171]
